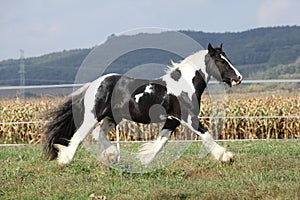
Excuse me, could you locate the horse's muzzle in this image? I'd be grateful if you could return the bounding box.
[231,75,243,86]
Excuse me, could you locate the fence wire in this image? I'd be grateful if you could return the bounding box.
[0,138,299,147]
[0,79,299,91]
[1,116,299,138]
[0,115,299,126]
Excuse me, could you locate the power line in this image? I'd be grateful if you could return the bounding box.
[19,50,25,98]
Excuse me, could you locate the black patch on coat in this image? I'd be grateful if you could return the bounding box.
[192,70,206,101]
[94,75,122,122]
[170,69,182,81]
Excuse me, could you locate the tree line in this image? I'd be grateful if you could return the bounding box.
[0,26,299,86]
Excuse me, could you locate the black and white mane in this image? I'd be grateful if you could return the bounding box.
[43,43,243,165]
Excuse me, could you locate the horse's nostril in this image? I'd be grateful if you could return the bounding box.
[238,75,243,81]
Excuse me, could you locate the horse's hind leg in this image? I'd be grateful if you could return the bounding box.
[55,117,98,165]
[137,118,180,164]
[91,118,119,164]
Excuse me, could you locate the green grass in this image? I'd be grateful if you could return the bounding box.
[1,140,299,199]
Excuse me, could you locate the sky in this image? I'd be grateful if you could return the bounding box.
[1,0,300,61]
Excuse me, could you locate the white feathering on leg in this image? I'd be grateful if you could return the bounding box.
[54,144,73,165]
[137,136,168,164]
[201,131,235,162]
[137,142,157,165]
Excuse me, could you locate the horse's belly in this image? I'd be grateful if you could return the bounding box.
[127,101,167,124]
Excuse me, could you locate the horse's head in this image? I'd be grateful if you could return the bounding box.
[205,43,243,86]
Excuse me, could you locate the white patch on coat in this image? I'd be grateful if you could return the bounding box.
[134,84,153,102]
[163,50,208,100]
[183,50,209,81]
[163,67,195,99]
[134,93,144,102]
[145,84,153,93]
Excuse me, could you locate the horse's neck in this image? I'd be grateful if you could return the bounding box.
[184,50,208,67]
[161,65,207,102]
[181,50,209,81]
[159,50,209,101]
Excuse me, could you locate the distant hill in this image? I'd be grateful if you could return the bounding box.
[0,26,299,86]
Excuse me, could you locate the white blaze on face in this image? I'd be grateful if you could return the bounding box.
[220,55,243,86]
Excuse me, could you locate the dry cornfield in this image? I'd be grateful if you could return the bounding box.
[0,94,299,144]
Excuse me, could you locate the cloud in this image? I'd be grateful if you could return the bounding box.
[1,0,299,61]
[256,0,300,26]
[256,0,290,25]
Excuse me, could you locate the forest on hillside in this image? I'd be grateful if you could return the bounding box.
[0,26,299,86]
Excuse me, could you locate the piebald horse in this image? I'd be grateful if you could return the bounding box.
[43,43,243,165]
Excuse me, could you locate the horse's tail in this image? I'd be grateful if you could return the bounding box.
[42,84,90,160]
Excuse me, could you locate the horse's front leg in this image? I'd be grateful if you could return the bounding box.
[185,115,234,163]
[200,131,234,162]
[137,118,180,164]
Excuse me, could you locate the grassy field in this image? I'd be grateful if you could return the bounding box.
[1,140,299,199]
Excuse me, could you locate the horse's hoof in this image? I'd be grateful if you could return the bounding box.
[54,144,72,165]
[212,146,235,163]
[220,151,235,164]
[99,145,119,164]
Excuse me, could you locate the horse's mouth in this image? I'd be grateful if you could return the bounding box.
[223,77,243,87]
[231,77,243,86]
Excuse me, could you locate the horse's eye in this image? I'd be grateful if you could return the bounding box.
[218,58,226,64]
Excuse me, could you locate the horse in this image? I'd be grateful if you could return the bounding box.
[43,43,243,165]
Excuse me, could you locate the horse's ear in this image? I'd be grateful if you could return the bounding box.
[208,43,215,56]
[220,43,223,49]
